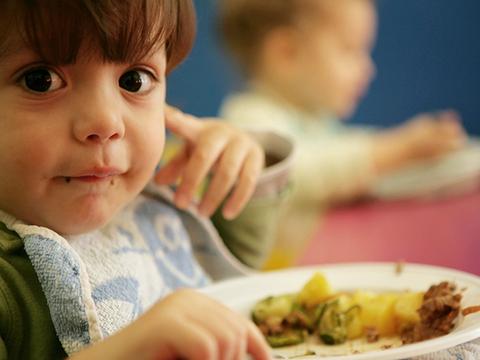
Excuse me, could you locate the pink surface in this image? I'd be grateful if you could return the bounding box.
[298,191,480,275]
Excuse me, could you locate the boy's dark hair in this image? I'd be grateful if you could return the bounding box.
[218,0,319,75]
[0,0,196,72]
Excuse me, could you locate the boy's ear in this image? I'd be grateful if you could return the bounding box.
[261,27,300,68]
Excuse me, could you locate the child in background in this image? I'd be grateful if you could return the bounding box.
[218,0,467,267]
[0,1,273,359]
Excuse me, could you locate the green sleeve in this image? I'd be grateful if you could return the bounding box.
[0,223,66,360]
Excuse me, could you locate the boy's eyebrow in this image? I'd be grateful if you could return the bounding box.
[0,39,25,61]
[0,47,38,69]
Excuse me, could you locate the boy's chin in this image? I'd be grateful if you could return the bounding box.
[48,212,114,236]
[52,220,109,236]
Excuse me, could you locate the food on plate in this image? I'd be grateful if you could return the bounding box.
[251,272,477,348]
[400,281,461,344]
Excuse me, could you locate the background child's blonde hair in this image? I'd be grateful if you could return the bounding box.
[218,0,324,75]
[218,0,376,76]
[0,0,196,73]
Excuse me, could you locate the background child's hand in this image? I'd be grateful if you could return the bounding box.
[71,289,271,360]
[400,110,467,160]
[155,105,265,219]
[373,110,467,173]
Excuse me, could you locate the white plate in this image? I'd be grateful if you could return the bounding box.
[201,263,480,360]
[370,142,480,201]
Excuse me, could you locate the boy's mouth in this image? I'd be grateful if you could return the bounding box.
[62,167,123,184]
[63,175,116,183]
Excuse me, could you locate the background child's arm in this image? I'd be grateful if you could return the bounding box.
[372,110,466,174]
[69,289,270,360]
[155,106,264,220]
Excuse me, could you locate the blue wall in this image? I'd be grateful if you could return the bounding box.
[167,0,480,135]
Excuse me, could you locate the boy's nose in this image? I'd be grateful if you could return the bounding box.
[72,96,126,144]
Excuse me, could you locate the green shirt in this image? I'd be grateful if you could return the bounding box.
[0,223,66,360]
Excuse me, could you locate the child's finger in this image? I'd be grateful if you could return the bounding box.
[182,294,251,360]
[438,109,461,122]
[154,146,189,185]
[222,148,263,219]
[438,113,463,133]
[168,321,218,360]
[218,318,249,360]
[195,308,246,360]
[164,105,201,142]
[198,138,249,217]
[246,320,271,360]
[174,136,229,209]
[437,112,467,147]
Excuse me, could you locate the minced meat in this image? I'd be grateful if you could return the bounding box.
[401,282,462,344]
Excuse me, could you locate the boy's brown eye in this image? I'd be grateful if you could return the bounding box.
[21,68,64,93]
[24,69,52,92]
[119,70,154,93]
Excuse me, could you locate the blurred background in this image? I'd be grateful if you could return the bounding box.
[168,0,480,134]
[167,0,480,275]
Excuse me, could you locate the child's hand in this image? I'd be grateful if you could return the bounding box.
[400,110,467,160]
[71,289,271,360]
[155,105,264,219]
[373,110,467,173]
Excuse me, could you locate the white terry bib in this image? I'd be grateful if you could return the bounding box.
[66,194,210,338]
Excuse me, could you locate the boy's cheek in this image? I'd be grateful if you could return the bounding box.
[10,136,52,171]
[133,123,166,167]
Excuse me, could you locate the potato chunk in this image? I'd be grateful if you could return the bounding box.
[297,272,333,307]
[354,292,399,336]
[394,292,424,330]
